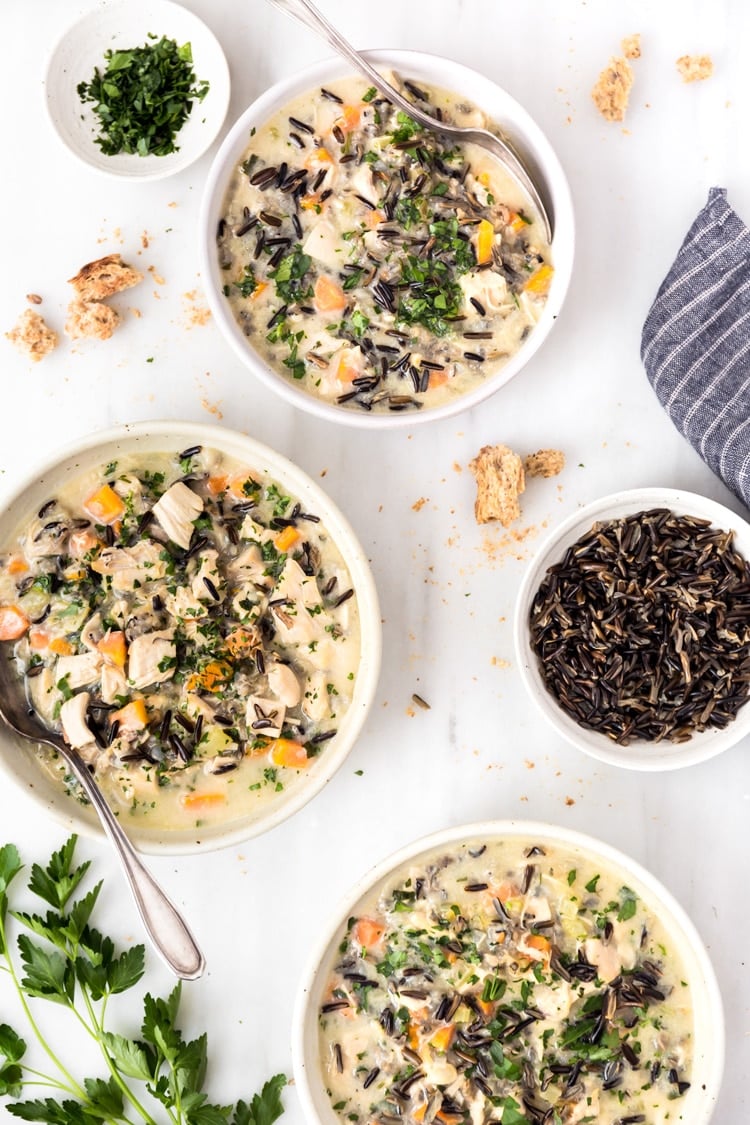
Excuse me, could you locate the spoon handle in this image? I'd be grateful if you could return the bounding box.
[60,745,205,980]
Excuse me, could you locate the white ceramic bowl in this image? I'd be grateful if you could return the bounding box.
[514,487,750,770]
[44,0,230,181]
[199,50,574,428]
[0,421,381,854]
[294,819,724,1125]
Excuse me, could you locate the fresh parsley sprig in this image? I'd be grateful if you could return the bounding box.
[0,836,287,1124]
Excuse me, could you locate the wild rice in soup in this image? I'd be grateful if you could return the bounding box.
[217,76,553,414]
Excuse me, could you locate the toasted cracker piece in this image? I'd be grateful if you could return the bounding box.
[68,253,143,302]
[622,34,641,60]
[65,300,120,341]
[524,449,566,479]
[676,54,713,83]
[591,57,634,122]
[5,309,58,362]
[469,444,525,527]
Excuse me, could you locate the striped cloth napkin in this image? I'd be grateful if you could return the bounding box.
[641,186,750,509]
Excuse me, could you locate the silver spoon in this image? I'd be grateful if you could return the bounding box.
[0,653,205,981]
[266,0,554,241]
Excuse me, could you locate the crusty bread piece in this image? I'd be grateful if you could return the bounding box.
[5,309,58,362]
[524,449,566,478]
[621,34,641,60]
[469,444,525,527]
[676,54,713,83]
[68,254,143,302]
[591,57,634,122]
[65,300,120,341]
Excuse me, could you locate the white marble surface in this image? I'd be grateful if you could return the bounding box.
[1,0,749,1119]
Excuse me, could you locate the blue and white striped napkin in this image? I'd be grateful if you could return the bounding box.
[641,186,750,509]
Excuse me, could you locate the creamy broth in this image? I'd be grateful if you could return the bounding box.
[217,76,552,414]
[318,837,693,1125]
[0,448,360,832]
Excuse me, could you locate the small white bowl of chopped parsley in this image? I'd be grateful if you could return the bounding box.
[515,487,750,770]
[44,0,230,180]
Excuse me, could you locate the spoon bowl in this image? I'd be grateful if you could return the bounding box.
[0,649,205,980]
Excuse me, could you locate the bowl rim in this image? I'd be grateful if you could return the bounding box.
[292,817,725,1125]
[199,47,575,428]
[513,486,750,771]
[43,0,231,182]
[0,419,382,855]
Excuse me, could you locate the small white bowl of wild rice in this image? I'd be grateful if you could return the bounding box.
[514,488,750,770]
[199,50,574,427]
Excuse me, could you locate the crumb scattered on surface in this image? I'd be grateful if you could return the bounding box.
[183,291,212,327]
[676,54,713,82]
[69,254,143,301]
[65,300,120,341]
[412,497,428,512]
[148,265,166,285]
[565,796,576,806]
[622,34,641,59]
[411,693,431,710]
[5,309,58,362]
[525,449,566,478]
[26,293,42,305]
[141,232,150,249]
[591,57,634,121]
[491,656,511,669]
[469,444,525,527]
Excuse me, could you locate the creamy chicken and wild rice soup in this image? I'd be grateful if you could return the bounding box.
[318,837,693,1125]
[0,446,360,830]
[217,76,553,414]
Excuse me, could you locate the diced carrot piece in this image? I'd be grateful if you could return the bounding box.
[364,208,386,230]
[7,556,28,575]
[525,264,554,295]
[228,473,260,499]
[525,933,551,955]
[207,474,228,496]
[407,1021,421,1051]
[304,146,333,169]
[352,917,385,950]
[475,218,495,265]
[68,529,102,558]
[436,1112,463,1125]
[97,629,127,668]
[180,792,226,811]
[186,660,234,693]
[430,1024,456,1053]
[269,738,310,769]
[335,351,362,383]
[29,627,50,650]
[337,104,361,133]
[314,275,347,314]
[477,171,491,187]
[507,211,529,234]
[477,997,496,1019]
[224,626,258,659]
[49,637,74,656]
[84,484,125,525]
[0,605,30,640]
[300,194,325,212]
[274,525,301,552]
[428,370,449,390]
[412,1105,428,1124]
[250,281,268,301]
[62,566,87,583]
[112,699,149,731]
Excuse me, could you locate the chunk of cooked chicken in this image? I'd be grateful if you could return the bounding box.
[91,541,168,592]
[100,663,128,704]
[60,692,95,749]
[246,695,285,738]
[127,630,176,690]
[266,660,301,707]
[55,651,102,690]
[152,482,203,550]
[191,549,225,603]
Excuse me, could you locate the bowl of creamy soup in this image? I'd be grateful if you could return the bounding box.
[0,421,381,853]
[200,51,574,427]
[294,820,724,1125]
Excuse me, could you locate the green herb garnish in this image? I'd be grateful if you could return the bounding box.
[0,836,287,1123]
[77,35,209,157]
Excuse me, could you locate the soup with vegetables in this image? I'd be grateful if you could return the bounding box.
[0,446,360,831]
[217,76,553,414]
[318,836,694,1125]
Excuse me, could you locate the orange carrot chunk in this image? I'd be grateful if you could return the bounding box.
[314,274,347,314]
[274,525,301,552]
[180,792,226,811]
[269,738,310,769]
[84,484,125,525]
[352,917,385,950]
[111,699,149,731]
[0,605,30,640]
[97,629,127,668]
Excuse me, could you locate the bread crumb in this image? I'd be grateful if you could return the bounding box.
[469,444,525,527]
[412,497,428,512]
[676,54,713,82]
[65,300,120,341]
[621,34,641,59]
[591,57,634,121]
[26,293,43,305]
[68,254,143,301]
[565,796,576,807]
[525,449,566,478]
[5,309,58,362]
